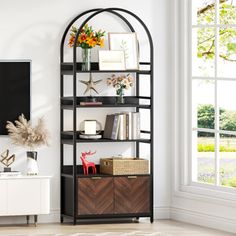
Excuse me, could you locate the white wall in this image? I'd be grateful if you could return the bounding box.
[0,0,172,223]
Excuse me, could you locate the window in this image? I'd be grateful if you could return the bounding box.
[191,0,236,188]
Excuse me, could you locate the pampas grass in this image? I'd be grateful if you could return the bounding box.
[6,114,49,150]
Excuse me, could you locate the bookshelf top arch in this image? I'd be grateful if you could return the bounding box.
[60,7,154,66]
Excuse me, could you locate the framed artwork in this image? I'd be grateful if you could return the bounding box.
[99,50,126,70]
[109,33,139,70]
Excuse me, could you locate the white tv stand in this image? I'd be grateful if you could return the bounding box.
[0,175,50,226]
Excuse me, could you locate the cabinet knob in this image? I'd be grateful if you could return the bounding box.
[127,176,137,179]
[91,177,102,180]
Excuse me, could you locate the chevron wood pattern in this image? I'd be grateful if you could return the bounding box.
[77,177,113,215]
[114,176,150,214]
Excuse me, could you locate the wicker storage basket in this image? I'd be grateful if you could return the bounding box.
[100,157,149,175]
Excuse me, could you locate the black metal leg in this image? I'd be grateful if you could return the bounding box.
[26,215,30,225]
[73,217,76,225]
[34,215,38,227]
[150,216,153,223]
[60,216,64,223]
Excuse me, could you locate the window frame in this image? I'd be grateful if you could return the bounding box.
[173,0,236,202]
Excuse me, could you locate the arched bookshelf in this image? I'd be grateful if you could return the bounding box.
[60,7,154,224]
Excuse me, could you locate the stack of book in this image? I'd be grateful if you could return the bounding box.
[0,171,22,177]
[103,112,140,140]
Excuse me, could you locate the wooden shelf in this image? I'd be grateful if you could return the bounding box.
[61,165,151,177]
[61,96,151,109]
[61,62,151,75]
[61,131,151,144]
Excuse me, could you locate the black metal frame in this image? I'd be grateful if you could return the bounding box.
[60,7,154,225]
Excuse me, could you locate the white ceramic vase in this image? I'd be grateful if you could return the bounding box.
[26,151,39,175]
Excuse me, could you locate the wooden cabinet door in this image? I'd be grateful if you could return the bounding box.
[77,177,113,215]
[114,176,150,214]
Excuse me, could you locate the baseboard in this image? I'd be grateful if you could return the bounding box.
[0,207,170,225]
[43,207,171,222]
[38,209,60,223]
[7,205,236,235]
[171,207,236,234]
[38,207,171,222]
[154,206,171,219]
[0,209,60,225]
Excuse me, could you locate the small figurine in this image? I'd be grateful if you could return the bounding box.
[0,149,15,172]
[80,151,97,175]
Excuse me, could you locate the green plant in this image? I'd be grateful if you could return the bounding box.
[197,1,236,62]
[198,143,214,152]
[221,178,236,187]
[197,104,236,137]
[220,110,236,132]
[197,104,227,137]
[198,143,236,152]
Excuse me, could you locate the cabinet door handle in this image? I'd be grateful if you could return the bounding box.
[91,177,101,180]
[127,176,137,179]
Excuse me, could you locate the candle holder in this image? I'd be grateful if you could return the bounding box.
[79,120,102,139]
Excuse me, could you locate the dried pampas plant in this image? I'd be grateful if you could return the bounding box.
[6,114,49,150]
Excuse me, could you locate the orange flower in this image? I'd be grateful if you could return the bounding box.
[79,34,87,43]
[68,35,75,47]
[98,38,104,48]
[86,37,97,48]
[69,25,105,48]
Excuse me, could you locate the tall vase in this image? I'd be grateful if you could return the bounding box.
[27,151,38,175]
[81,48,91,71]
[116,87,125,104]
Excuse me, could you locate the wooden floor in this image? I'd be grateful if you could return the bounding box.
[0,220,234,236]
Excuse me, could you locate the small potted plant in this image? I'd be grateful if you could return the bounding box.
[69,24,105,71]
[6,114,49,175]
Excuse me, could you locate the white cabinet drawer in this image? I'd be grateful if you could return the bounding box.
[0,176,50,218]
[7,179,41,215]
[0,180,7,214]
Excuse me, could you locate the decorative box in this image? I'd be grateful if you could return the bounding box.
[100,157,149,175]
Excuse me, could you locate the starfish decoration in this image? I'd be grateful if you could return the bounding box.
[79,73,102,95]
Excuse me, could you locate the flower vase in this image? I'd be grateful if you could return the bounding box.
[81,48,91,71]
[27,151,38,175]
[116,87,125,104]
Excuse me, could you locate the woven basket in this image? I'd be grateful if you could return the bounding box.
[100,157,149,175]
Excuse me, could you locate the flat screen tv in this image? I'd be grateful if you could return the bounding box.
[0,60,31,135]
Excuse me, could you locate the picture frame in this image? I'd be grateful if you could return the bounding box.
[99,50,126,71]
[109,32,139,70]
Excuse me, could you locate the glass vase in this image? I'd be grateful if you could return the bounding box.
[81,48,91,71]
[116,87,125,104]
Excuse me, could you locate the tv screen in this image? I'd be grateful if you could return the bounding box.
[0,61,31,135]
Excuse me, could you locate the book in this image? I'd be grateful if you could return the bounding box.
[132,112,140,139]
[125,112,132,139]
[80,101,103,106]
[79,134,102,139]
[103,114,116,139]
[0,171,22,177]
[117,114,126,140]
[111,115,120,140]
[104,112,140,140]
